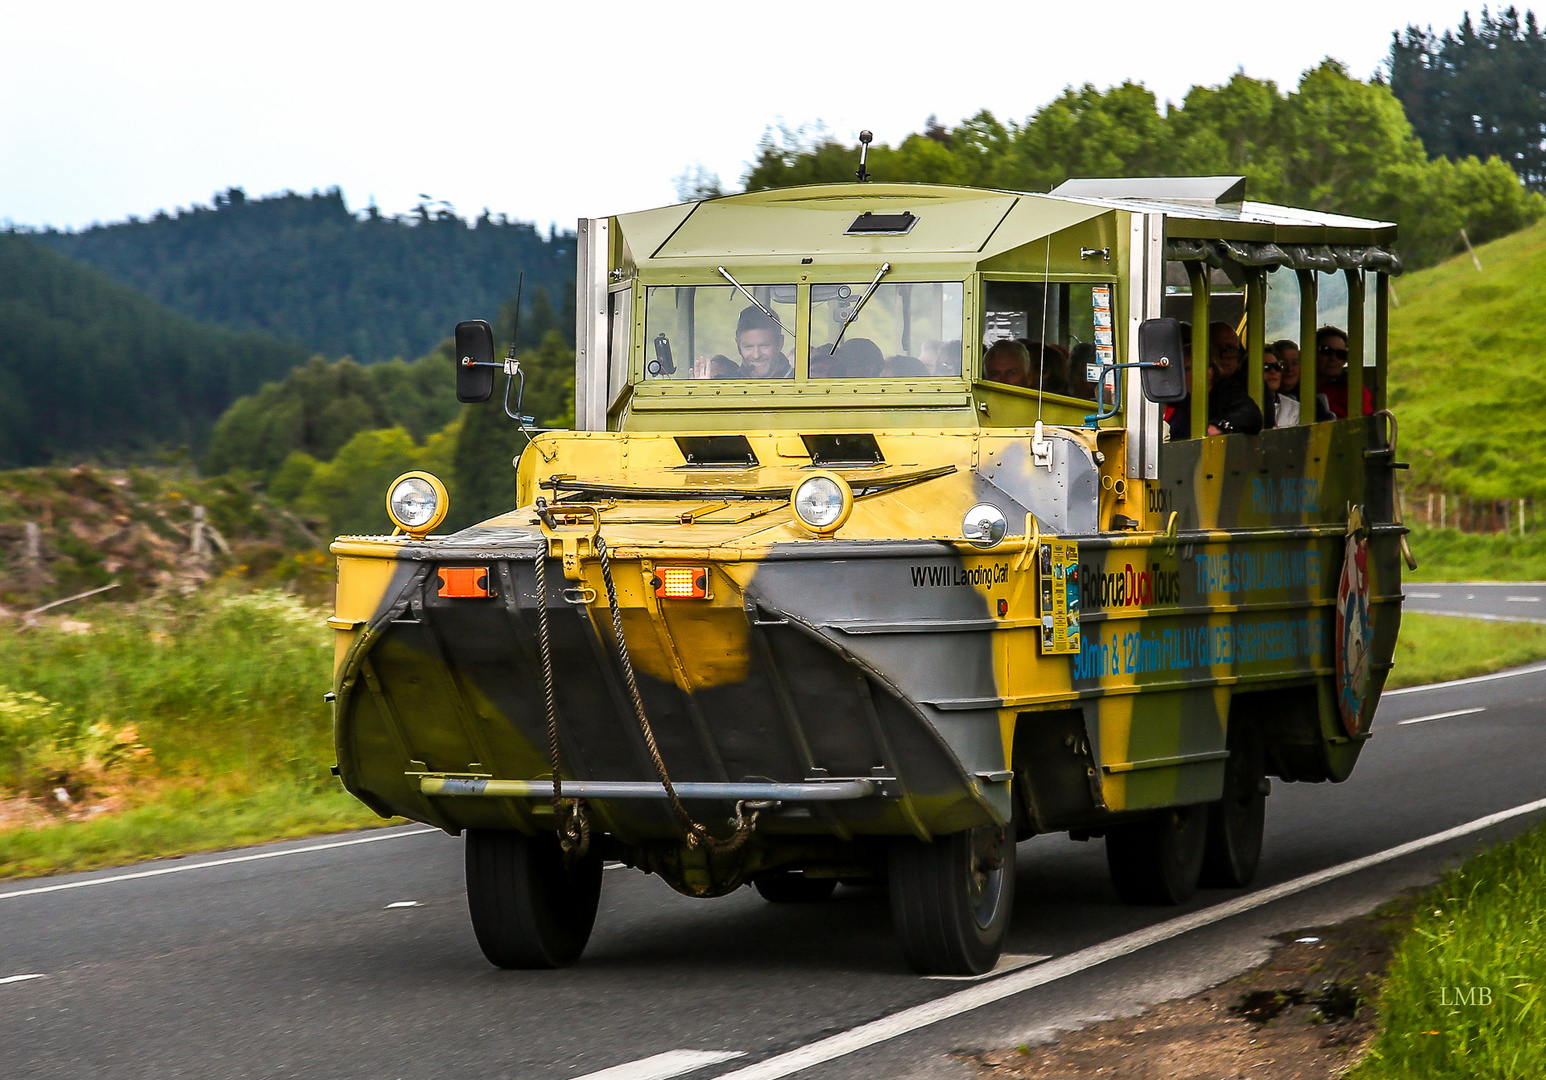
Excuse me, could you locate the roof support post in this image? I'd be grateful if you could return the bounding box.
[1245,267,1266,412]
[575,217,610,431]
[1185,261,1209,441]
[1374,273,1389,413]
[1126,212,1164,479]
[1295,269,1318,424]
[1345,268,1365,419]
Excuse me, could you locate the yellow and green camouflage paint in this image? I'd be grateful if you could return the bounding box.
[327,180,1405,893]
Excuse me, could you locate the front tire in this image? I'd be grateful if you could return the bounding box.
[1105,804,1208,905]
[464,829,602,969]
[890,826,1015,976]
[1199,722,1268,888]
[754,872,838,903]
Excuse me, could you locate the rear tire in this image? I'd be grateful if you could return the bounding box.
[1199,723,1268,888]
[890,826,1015,976]
[464,829,602,969]
[1105,804,1208,905]
[754,872,838,903]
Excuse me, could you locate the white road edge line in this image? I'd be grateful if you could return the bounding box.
[0,827,441,902]
[713,796,1546,1080]
[1506,596,1542,602]
[574,1050,746,1080]
[1399,707,1486,726]
[1383,659,1546,696]
[0,973,47,985]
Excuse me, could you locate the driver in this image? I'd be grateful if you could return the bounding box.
[734,306,792,379]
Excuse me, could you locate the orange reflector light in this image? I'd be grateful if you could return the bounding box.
[654,566,709,599]
[437,567,489,598]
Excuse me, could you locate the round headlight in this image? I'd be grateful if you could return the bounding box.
[962,503,1007,548]
[792,472,853,536]
[386,472,448,537]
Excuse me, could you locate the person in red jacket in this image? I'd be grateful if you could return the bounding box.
[1315,326,1372,419]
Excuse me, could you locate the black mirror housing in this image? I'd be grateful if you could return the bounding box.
[1138,318,1188,403]
[455,320,496,403]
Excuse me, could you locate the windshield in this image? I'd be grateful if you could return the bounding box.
[644,285,798,380]
[810,282,964,378]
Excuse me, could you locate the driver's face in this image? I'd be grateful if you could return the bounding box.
[737,328,783,377]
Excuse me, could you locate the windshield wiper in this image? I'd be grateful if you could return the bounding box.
[716,267,794,338]
[828,262,891,355]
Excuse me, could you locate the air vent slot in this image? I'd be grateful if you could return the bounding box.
[674,435,759,468]
[800,433,884,467]
[846,211,917,235]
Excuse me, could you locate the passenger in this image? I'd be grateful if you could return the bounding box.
[1314,326,1372,418]
[1208,321,1245,386]
[1262,346,1300,427]
[809,345,837,379]
[936,340,963,377]
[1037,342,1071,396]
[833,337,884,378]
[1207,352,1263,435]
[919,339,944,374]
[983,339,1032,386]
[1163,323,1195,440]
[885,355,928,376]
[734,306,793,379]
[707,354,741,379]
[1271,338,1301,398]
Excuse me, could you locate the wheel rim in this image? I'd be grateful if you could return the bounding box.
[967,827,1008,929]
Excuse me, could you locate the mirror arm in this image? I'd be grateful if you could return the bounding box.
[1081,358,1173,427]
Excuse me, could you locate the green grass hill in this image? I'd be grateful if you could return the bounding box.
[0,233,311,468]
[1388,219,1546,500]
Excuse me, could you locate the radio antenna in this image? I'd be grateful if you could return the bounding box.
[506,271,524,360]
[855,130,873,182]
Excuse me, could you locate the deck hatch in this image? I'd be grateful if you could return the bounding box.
[846,210,918,235]
[801,433,884,467]
[674,434,759,468]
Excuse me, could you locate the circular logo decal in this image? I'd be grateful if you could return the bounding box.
[1335,533,1372,736]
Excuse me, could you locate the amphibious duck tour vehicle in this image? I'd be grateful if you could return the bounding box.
[328,174,1409,975]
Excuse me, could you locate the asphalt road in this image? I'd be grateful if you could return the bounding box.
[1403,580,1546,622]
[4,662,1545,1080]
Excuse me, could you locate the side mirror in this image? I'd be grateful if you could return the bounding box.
[1138,318,1187,403]
[455,320,496,403]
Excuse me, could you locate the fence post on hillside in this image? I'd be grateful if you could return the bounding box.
[1440,493,1447,529]
[1522,499,1528,537]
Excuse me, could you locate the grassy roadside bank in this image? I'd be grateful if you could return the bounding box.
[0,589,388,881]
[1349,823,1546,1078]
[1405,524,1546,582]
[1387,612,1546,689]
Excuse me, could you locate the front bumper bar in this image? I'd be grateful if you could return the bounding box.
[419,777,881,801]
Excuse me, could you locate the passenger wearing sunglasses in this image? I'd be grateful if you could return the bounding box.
[1262,345,1300,428]
[1315,326,1372,419]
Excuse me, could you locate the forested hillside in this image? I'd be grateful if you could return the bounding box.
[746,62,1543,270]
[0,234,311,468]
[29,188,575,363]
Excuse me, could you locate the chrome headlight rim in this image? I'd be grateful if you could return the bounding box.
[791,470,854,537]
[386,471,449,538]
[962,502,1008,549]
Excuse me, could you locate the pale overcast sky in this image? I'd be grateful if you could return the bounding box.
[1,0,1490,233]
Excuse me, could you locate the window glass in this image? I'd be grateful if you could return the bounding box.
[981,281,1115,402]
[809,282,964,378]
[644,285,797,380]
